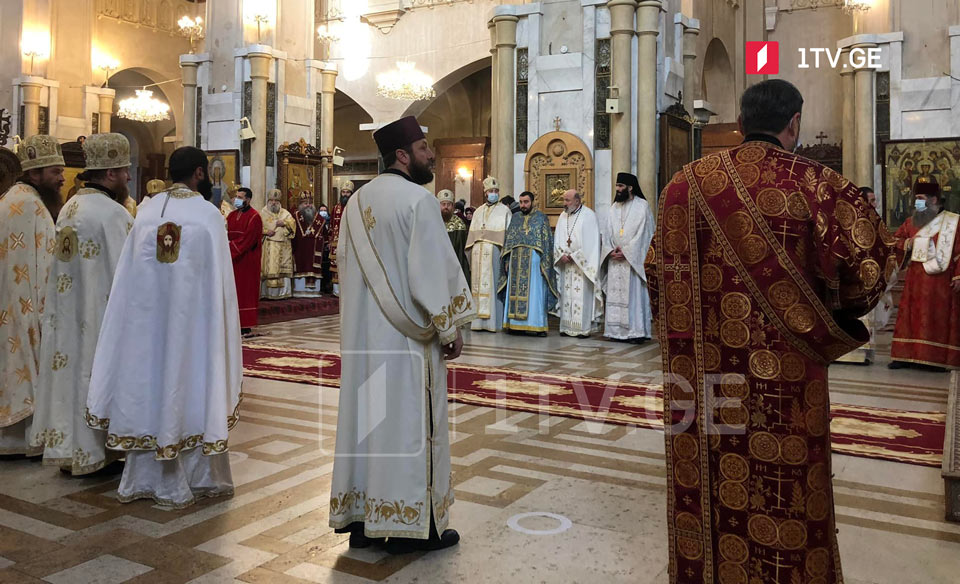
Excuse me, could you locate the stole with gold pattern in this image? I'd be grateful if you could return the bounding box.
[646,141,895,584]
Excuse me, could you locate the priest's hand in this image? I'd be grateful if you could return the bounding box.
[560,254,572,264]
[267,230,276,237]
[443,329,464,361]
[611,250,625,261]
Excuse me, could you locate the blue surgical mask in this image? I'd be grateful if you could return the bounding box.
[319,210,330,220]
[487,193,499,204]
[234,198,244,209]
[915,199,927,211]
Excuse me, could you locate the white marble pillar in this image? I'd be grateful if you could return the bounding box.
[180,59,199,147]
[682,20,700,118]
[489,20,499,180]
[21,79,43,138]
[320,66,337,207]
[636,1,661,203]
[609,0,636,193]
[841,49,856,180]
[494,15,518,196]
[854,43,876,188]
[97,92,115,133]
[248,48,273,209]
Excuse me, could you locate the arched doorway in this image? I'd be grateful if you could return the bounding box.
[702,38,736,123]
[332,89,376,193]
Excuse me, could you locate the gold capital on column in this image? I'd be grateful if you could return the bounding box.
[608,0,637,197]
[181,61,199,147]
[248,50,273,210]
[494,14,518,197]
[636,0,661,204]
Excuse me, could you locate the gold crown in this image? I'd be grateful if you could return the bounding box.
[84,133,132,171]
[340,180,355,193]
[18,135,64,171]
[437,189,454,203]
[146,179,167,195]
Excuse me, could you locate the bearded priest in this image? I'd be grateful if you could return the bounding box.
[889,180,960,370]
[600,172,655,343]
[466,176,512,332]
[0,135,61,455]
[498,191,558,335]
[292,191,328,298]
[438,189,470,281]
[553,189,603,337]
[330,180,354,297]
[329,116,475,554]
[86,146,242,508]
[260,189,296,300]
[30,133,134,475]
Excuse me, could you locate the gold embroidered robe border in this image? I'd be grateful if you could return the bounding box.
[260,207,296,290]
[0,183,55,451]
[466,203,512,321]
[647,141,894,584]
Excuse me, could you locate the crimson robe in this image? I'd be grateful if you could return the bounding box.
[890,214,960,367]
[330,203,345,285]
[648,140,895,584]
[293,210,328,283]
[227,207,263,328]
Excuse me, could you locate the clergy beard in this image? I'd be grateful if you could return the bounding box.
[614,190,631,203]
[302,206,316,224]
[408,158,434,185]
[441,209,453,222]
[197,172,214,200]
[913,205,941,229]
[521,207,532,215]
[27,180,62,218]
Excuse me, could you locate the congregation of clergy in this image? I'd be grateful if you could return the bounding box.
[1,76,959,571]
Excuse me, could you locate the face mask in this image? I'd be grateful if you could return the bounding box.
[319,211,330,220]
[234,198,245,209]
[487,193,499,204]
[915,199,927,211]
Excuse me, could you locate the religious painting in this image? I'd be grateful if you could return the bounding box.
[882,138,960,230]
[206,150,239,209]
[277,139,324,209]
[55,226,78,262]
[156,222,182,264]
[523,132,594,227]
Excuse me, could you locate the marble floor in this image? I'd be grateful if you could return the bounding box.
[0,314,956,583]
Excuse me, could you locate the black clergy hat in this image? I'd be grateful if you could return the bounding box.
[373,116,426,158]
[616,172,645,200]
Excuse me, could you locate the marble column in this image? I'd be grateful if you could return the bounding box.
[854,43,876,188]
[248,48,273,210]
[21,79,42,138]
[97,92,115,133]
[636,0,661,202]
[609,0,636,192]
[841,49,856,180]
[682,20,699,117]
[180,60,199,147]
[494,15,518,196]
[320,66,337,207]
[489,20,499,180]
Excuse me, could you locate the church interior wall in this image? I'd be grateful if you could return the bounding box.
[899,0,956,80]
[208,0,240,97]
[333,91,376,161]
[0,2,24,112]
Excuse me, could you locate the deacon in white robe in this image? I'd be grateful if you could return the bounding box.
[31,133,134,475]
[465,177,512,332]
[86,147,242,508]
[600,173,655,342]
[330,116,475,553]
[0,135,61,455]
[553,189,603,337]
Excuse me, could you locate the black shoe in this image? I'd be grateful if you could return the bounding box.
[241,328,252,336]
[384,529,460,555]
[537,332,547,337]
[887,361,909,370]
[422,529,460,551]
[349,531,378,549]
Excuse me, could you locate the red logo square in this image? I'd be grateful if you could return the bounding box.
[746,42,779,75]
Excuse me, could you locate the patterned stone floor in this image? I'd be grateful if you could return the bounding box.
[0,314,956,583]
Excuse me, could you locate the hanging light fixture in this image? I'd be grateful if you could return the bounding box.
[117,89,170,123]
[376,62,436,101]
[841,0,873,14]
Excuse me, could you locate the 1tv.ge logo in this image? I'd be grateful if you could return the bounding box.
[746,42,882,75]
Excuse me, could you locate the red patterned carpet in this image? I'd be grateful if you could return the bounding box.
[256,296,339,325]
[242,343,946,468]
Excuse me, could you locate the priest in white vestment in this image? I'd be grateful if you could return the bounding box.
[31,134,134,474]
[553,189,603,337]
[330,116,475,554]
[86,146,242,508]
[600,173,655,343]
[465,176,512,332]
[260,189,296,300]
[0,135,61,454]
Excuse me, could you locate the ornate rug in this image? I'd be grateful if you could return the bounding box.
[256,296,339,325]
[242,343,945,467]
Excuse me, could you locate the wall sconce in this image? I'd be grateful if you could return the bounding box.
[244,1,275,44]
[22,30,50,76]
[93,51,120,87]
[178,16,205,54]
[456,167,473,182]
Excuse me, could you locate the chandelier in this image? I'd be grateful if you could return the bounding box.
[117,89,170,123]
[377,62,436,101]
[317,24,340,44]
[841,0,872,14]
[178,16,204,53]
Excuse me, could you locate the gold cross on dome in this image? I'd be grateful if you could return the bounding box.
[554,116,562,132]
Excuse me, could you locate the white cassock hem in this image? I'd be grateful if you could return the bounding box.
[118,449,233,509]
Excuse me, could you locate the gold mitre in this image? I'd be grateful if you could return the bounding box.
[299,190,313,202]
[267,188,283,202]
[437,189,455,203]
[146,179,167,195]
[18,135,64,172]
[483,176,499,192]
[340,180,355,193]
[84,133,132,170]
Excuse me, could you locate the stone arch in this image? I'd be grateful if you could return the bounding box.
[702,38,736,123]
[402,57,493,120]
